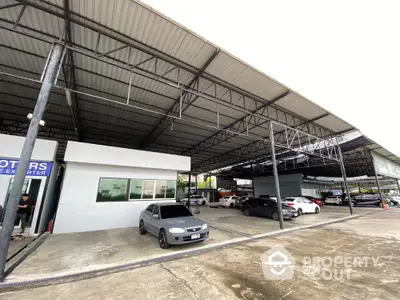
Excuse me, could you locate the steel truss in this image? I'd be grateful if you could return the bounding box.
[1,0,343,171]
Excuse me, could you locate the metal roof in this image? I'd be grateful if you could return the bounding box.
[0,0,398,173]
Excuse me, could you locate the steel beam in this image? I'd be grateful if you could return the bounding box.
[140,48,220,149]
[373,164,385,208]
[269,122,284,229]
[181,91,290,157]
[0,44,63,277]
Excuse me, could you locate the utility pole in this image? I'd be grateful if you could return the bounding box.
[0,44,63,277]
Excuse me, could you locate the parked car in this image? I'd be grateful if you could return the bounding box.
[324,195,345,205]
[351,194,382,206]
[220,196,240,208]
[385,195,400,206]
[298,195,324,207]
[235,196,249,208]
[139,203,209,249]
[240,198,297,220]
[283,197,321,215]
[180,195,208,206]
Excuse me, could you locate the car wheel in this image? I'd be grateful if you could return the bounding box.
[202,200,206,205]
[158,229,170,249]
[315,207,320,214]
[139,220,147,235]
[244,208,250,216]
[272,212,279,221]
[229,203,234,208]
[298,208,303,216]
[389,201,395,207]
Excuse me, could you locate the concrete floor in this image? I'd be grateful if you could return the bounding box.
[1,208,398,299]
[5,205,380,281]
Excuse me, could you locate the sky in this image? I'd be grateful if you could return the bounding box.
[141,0,400,156]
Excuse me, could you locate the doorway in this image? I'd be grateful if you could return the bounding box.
[1,178,42,232]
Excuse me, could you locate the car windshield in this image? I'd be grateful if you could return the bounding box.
[285,198,295,201]
[160,205,193,219]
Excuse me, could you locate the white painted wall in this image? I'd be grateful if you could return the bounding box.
[300,183,322,198]
[253,174,303,198]
[53,163,178,234]
[64,141,191,172]
[0,134,57,161]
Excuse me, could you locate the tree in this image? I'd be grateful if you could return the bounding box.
[177,178,188,192]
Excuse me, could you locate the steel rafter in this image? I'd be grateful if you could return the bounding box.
[61,0,83,141]
[140,48,220,149]
[5,1,335,140]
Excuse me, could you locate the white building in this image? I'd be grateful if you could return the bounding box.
[0,134,59,236]
[53,141,190,234]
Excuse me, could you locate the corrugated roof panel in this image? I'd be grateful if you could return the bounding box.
[18,6,64,38]
[0,28,51,57]
[275,93,327,119]
[374,148,393,157]
[0,46,46,78]
[0,1,22,22]
[70,0,216,69]
[315,115,353,132]
[183,106,235,128]
[77,91,163,126]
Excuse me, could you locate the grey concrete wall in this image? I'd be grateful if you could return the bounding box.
[253,174,303,198]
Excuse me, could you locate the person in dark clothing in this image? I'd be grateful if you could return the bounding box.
[17,193,31,234]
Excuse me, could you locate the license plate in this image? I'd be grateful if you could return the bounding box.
[191,233,200,239]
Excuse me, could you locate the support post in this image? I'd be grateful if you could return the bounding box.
[208,172,212,203]
[374,169,384,208]
[0,44,63,277]
[337,144,353,215]
[357,182,362,194]
[397,180,400,195]
[268,122,284,229]
[195,175,198,195]
[187,173,191,209]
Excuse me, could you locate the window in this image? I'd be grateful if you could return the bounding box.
[155,180,167,199]
[96,178,129,202]
[166,181,176,198]
[130,180,143,199]
[142,180,155,199]
[152,205,159,216]
[160,205,192,219]
[96,178,177,202]
[146,205,154,212]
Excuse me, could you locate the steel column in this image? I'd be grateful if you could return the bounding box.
[187,173,191,209]
[397,180,400,195]
[373,168,384,208]
[0,44,63,277]
[337,144,353,215]
[268,122,284,229]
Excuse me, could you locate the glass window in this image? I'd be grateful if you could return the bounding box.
[142,180,155,199]
[96,178,129,202]
[166,181,176,199]
[130,180,143,199]
[155,180,167,199]
[152,205,159,215]
[146,205,154,212]
[160,205,192,219]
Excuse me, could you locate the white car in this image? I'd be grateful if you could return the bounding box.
[324,196,343,205]
[283,197,320,215]
[180,195,208,206]
[220,196,240,208]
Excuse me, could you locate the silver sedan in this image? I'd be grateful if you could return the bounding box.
[139,203,209,249]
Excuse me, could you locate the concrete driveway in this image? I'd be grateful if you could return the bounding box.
[1,208,398,300]
[4,204,381,282]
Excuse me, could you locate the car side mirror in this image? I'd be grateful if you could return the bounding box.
[152,214,159,219]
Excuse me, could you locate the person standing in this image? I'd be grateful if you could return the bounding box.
[17,193,31,234]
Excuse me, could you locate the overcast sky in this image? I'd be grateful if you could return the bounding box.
[142,0,399,156]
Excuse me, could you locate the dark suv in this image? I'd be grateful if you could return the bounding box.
[342,193,382,206]
[241,198,296,221]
